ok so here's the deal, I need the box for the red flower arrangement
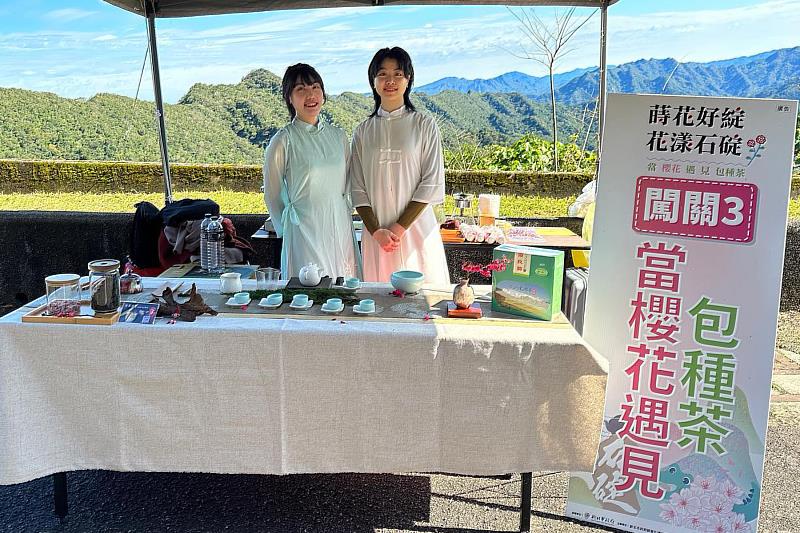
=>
[746,134,767,166]
[461,255,511,278]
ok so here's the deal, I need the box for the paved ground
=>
[772,348,800,402]
[2,350,799,533]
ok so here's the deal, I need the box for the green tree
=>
[444,133,596,173]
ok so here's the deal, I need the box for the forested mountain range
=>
[416,67,594,96]
[0,47,797,165]
[418,47,800,103]
[0,69,586,164]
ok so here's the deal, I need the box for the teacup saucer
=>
[332,283,360,292]
[258,298,282,309]
[352,305,376,315]
[320,303,345,314]
[226,297,251,307]
[289,299,314,310]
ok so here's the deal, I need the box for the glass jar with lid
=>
[45,273,82,317]
[88,259,121,314]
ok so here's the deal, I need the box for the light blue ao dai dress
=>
[263,118,359,280]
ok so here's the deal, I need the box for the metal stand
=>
[53,472,68,523]
[519,472,532,532]
[145,0,173,205]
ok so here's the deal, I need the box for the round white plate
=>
[226,297,251,307]
[289,300,314,310]
[320,303,345,314]
[352,306,376,315]
[258,298,282,309]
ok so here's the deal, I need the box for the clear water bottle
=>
[205,215,225,274]
[200,213,213,272]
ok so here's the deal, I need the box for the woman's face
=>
[373,57,408,109]
[289,80,323,124]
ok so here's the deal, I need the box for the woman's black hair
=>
[367,47,416,117]
[281,63,326,119]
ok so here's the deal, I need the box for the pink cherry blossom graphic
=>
[660,482,752,532]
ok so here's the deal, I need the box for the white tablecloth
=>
[0,279,608,485]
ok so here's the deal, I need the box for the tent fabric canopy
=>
[104,0,617,18]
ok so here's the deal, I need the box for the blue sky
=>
[1,0,799,102]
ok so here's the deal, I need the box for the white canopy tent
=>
[84,8,620,532]
[102,0,618,204]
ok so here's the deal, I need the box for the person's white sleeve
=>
[263,129,287,237]
[348,125,371,209]
[342,130,353,208]
[411,115,445,205]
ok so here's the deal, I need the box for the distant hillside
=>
[0,88,262,164]
[554,47,800,104]
[416,67,593,96]
[416,47,800,104]
[1,46,797,166]
[179,68,586,153]
[0,69,587,165]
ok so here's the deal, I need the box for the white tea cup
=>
[220,272,242,293]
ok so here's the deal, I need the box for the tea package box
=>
[491,244,564,321]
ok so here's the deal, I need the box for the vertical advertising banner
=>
[566,94,798,532]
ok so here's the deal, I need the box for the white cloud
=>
[2,1,799,101]
[159,6,369,40]
[44,8,96,22]
[600,0,800,64]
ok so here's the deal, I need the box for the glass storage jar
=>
[88,259,121,314]
[45,273,81,317]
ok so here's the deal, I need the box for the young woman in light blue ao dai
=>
[263,64,359,280]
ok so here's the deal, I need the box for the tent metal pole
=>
[597,0,608,160]
[145,0,173,204]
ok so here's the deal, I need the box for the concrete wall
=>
[1,211,797,313]
[0,211,266,311]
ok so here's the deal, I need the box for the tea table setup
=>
[0,275,608,531]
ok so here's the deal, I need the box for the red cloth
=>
[221,217,255,259]
[130,264,165,277]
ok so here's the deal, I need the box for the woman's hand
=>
[388,223,406,240]
[373,228,400,252]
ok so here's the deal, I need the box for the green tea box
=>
[491,244,564,321]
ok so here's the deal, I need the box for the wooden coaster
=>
[22,301,120,325]
[446,302,482,318]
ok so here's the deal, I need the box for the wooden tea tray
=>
[22,301,120,325]
[285,276,333,289]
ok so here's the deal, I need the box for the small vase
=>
[453,278,475,309]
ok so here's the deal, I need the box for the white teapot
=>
[298,263,325,286]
